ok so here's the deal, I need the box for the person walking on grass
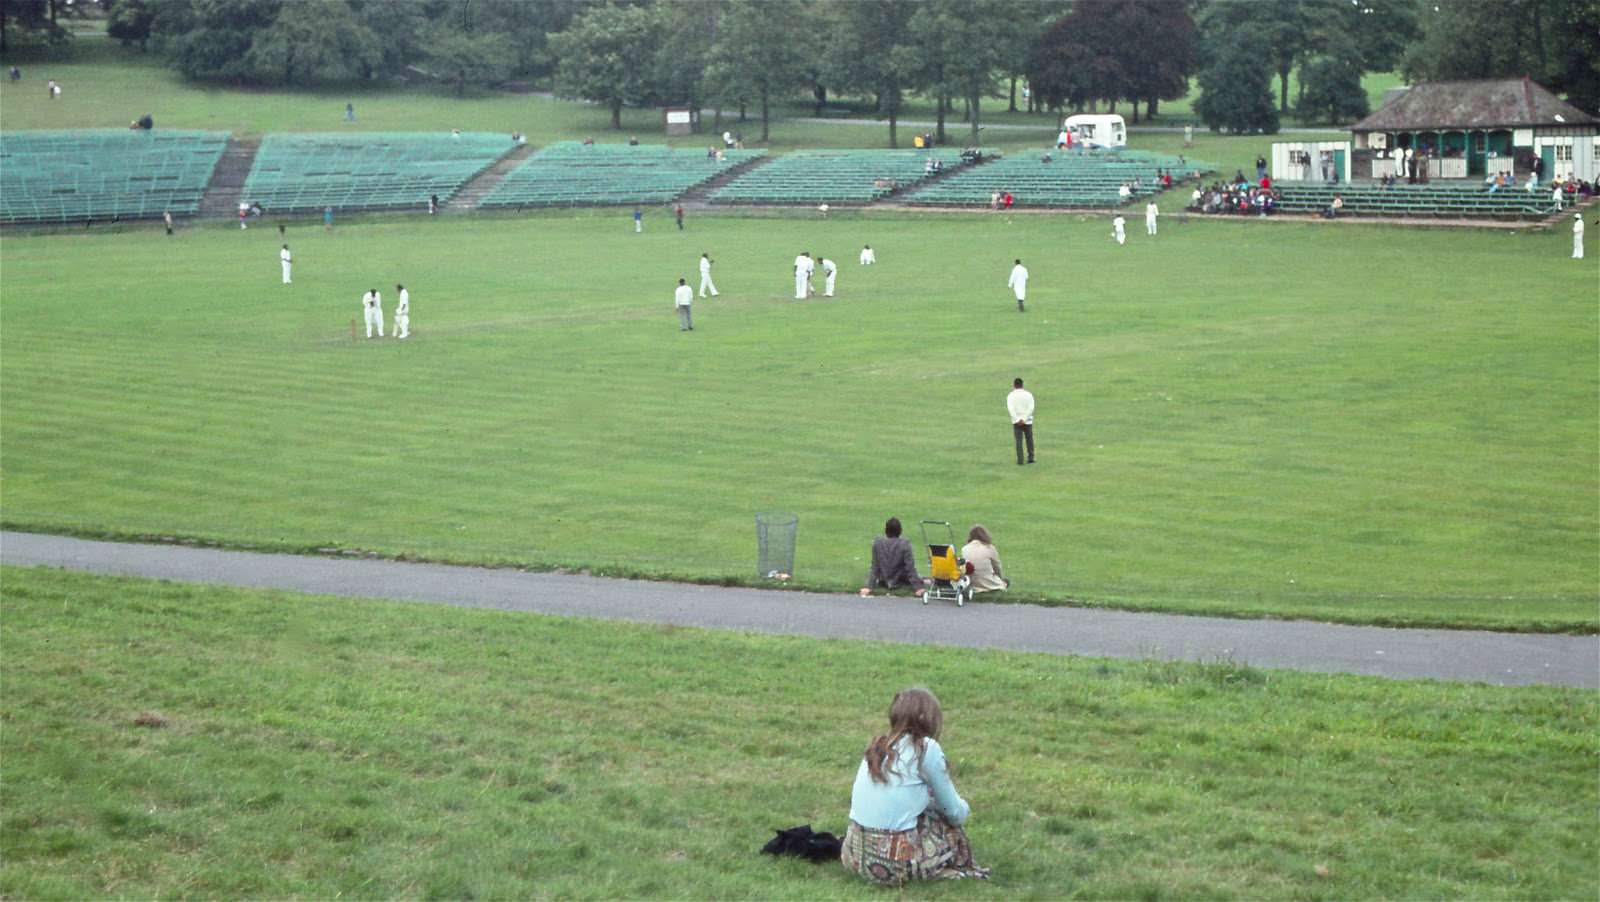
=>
[1574,214,1586,260]
[840,687,989,886]
[634,207,644,233]
[1007,259,1028,313]
[1008,377,1034,465]
[675,277,694,331]
[393,284,410,339]
[1112,214,1127,245]
[362,288,383,338]
[324,205,333,231]
[1145,200,1159,236]
[163,210,173,236]
[279,244,292,284]
[698,253,718,298]
[675,204,685,231]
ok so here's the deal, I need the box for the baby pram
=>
[920,520,972,607]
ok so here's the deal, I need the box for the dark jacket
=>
[866,536,921,589]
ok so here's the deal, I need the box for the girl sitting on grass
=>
[841,687,989,886]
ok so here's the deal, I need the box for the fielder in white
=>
[1112,215,1127,245]
[1007,258,1028,313]
[1145,201,1159,236]
[393,283,410,339]
[699,253,718,297]
[805,252,817,296]
[362,288,383,338]
[280,244,292,283]
[793,251,811,299]
[821,257,837,297]
[1574,213,1585,259]
[859,244,876,265]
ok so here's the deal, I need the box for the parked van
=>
[1058,114,1127,150]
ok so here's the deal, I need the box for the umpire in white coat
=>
[1007,259,1029,312]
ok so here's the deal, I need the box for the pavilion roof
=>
[1352,78,1596,131]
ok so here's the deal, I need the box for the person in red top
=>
[1002,192,1014,209]
[1259,175,1272,189]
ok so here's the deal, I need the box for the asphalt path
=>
[3,531,1594,688]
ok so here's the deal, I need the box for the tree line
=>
[5,0,1595,142]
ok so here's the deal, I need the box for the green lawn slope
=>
[2,211,1594,630]
[2,567,1594,899]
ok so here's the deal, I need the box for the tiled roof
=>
[1352,78,1596,130]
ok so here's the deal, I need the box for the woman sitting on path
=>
[960,525,1008,593]
[841,687,989,886]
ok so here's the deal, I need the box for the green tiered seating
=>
[708,149,969,205]
[480,142,766,207]
[1275,183,1556,219]
[243,132,515,213]
[0,129,229,224]
[904,149,1211,208]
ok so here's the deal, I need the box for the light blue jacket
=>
[848,735,970,832]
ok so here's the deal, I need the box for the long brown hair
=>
[863,687,944,784]
[967,525,992,545]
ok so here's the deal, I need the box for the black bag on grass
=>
[760,824,843,862]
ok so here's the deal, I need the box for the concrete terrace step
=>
[676,154,773,208]
[447,142,539,211]
[198,136,262,218]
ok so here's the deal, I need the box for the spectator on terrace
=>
[1233,169,1247,185]
[961,526,1008,593]
[1323,194,1343,219]
[841,687,988,885]
[1040,151,1052,164]
[990,191,1000,211]
[1255,154,1267,180]
[1525,173,1538,194]
[451,128,461,139]
[345,102,356,122]
[1161,170,1173,188]
[1552,182,1564,210]
[861,518,924,596]
[8,66,19,82]
[715,148,725,163]
[628,135,639,146]
[1118,182,1132,200]
[1190,186,1203,209]
[1002,191,1014,209]
[723,130,734,148]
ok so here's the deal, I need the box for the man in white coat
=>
[362,288,383,338]
[675,277,694,331]
[1574,213,1586,259]
[1007,258,1028,313]
[859,244,876,265]
[393,284,410,339]
[793,251,811,299]
[698,253,718,298]
[1145,201,1159,236]
[1112,214,1127,245]
[820,257,837,297]
[280,244,292,283]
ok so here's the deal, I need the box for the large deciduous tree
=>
[1298,35,1370,124]
[245,0,380,87]
[823,0,919,147]
[704,0,806,142]
[550,3,664,130]
[1200,0,1318,114]
[1194,36,1280,134]
[1403,0,1599,114]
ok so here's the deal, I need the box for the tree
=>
[823,0,920,147]
[550,3,664,129]
[1298,38,1371,124]
[704,0,806,142]
[423,26,517,96]
[245,0,381,86]
[1114,0,1197,121]
[2,0,69,50]
[151,0,283,84]
[107,0,155,51]
[1194,36,1280,134]
[1403,0,1600,114]
[1200,0,1318,113]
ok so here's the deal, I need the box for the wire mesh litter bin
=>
[756,511,798,580]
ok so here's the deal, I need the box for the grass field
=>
[2,209,1595,631]
[3,566,1594,899]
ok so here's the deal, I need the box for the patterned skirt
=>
[840,810,990,886]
